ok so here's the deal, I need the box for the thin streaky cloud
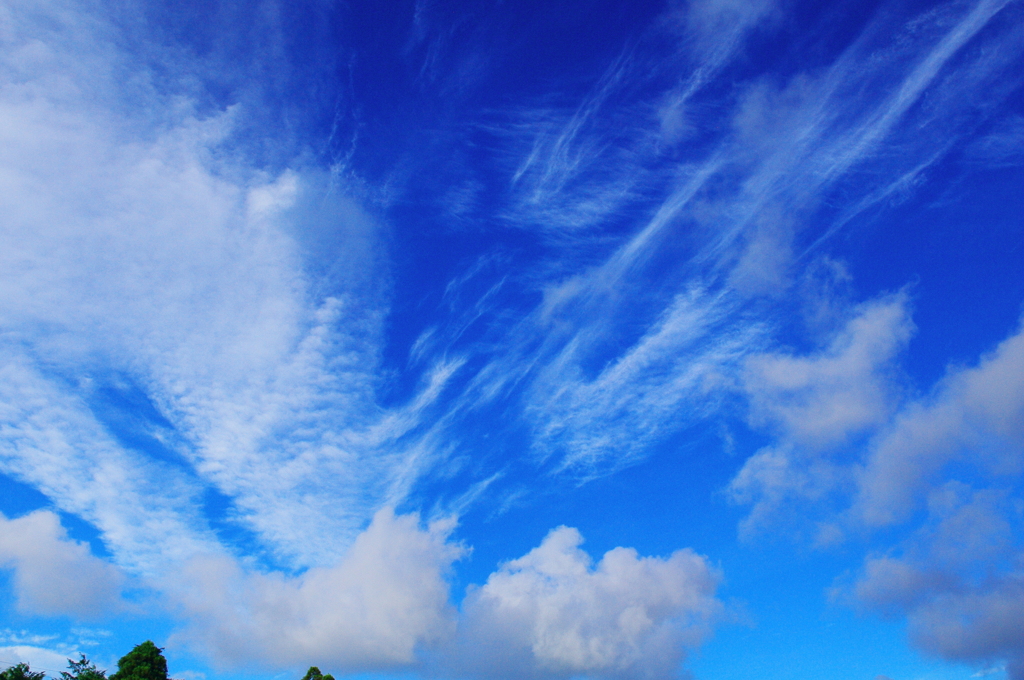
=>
[447,0,1020,479]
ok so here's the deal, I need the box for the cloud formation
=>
[848,324,1024,676]
[167,508,464,672]
[0,0,457,576]
[154,514,723,680]
[854,321,1024,527]
[0,645,82,676]
[0,510,124,618]
[734,306,1024,672]
[730,293,914,535]
[453,0,1024,489]
[449,527,722,680]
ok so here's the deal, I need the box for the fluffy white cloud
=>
[734,295,1024,672]
[743,293,912,449]
[166,508,465,672]
[842,322,1024,674]
[449,526,722,680]
[854,321,1024,527]
[850,485,1024,678]
[0,510,124,618]
[0,506,724,679]
[729,293,913,535]
[152,515,725,679]
[732,302,1024,535]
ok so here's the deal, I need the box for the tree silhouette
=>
[0,663,46,680]
[300,666,334,680]
[59,655,106,680]
[108,641,168,680]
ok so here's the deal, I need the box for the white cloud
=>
[463,0,1022,484]
[725,207,795,297]
[1,0,1021,675]
[0,628,109,675]
[967,115,1024,166]
[681,0,777,49]
[730,297,1024,504]
[0,0,461,576]
[449,526,722,680]
[851,322,1024,525]
[0,357,222,573]
[710,0,1018,278]
[0,510,124,618]
[850,485,1024,678]
[839,323,1024,671]
[972,668,1006,678]
[527,285,762,476]
[0,631,58,647]
[743,293,912,450]
[733,305,1024,670]
[729,293,913,535]
[166,508,465,672]
[0,645,81,676]
[157,514,725,679]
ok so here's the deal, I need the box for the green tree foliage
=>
[108,641,168,680]
[0,663,46,680]
[300,666,334,680]
[60,655,107,680]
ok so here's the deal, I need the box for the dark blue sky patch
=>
[83,375,195,474]
[0,474,50,520]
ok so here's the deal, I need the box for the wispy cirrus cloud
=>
[420,7,1024,671]
[447,0,1023,483]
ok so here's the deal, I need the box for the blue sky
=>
[0,0,1023,679]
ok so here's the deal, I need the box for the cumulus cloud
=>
[448,526,722,680]
[2,0,1021,676]
[0,505,724,679]
[162,515,724,679]
[735,306,1024,671]
[166,508,465,672]
[841,323,1024,674]
[853,321,1024,527]
[850,485,1024,677]
[729,293,913,534]
[743,293,912,449]
[0,510,125,618]
[729,296,1024,540]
